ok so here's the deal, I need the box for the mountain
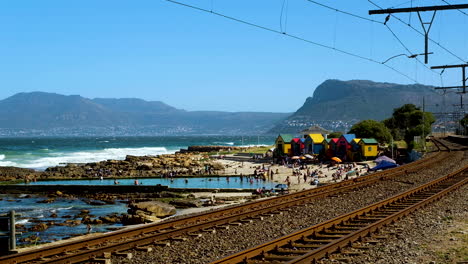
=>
[0,92,118,128]
[271,79,461,133]
[0,92,289,136]
[92,98,181,114]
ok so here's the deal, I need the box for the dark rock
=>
[128,201,176,218]
[99,215,121,224]
[29,223,49,231]
[37,198,55,203]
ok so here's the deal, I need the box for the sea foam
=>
[5,147,171,170]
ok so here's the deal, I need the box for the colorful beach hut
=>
[275,134,293,156]
[291,138,305,156]
[326,138,339,158]
[336,134,356,159]
[359,138,379,158]
[304,134,325,154]
[351,138,361,152]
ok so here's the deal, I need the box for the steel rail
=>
[211,166,467,264]
[0,140,456,264]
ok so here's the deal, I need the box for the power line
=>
[304,0,383,24]
[385,24,437,73]
[368,0,467,63]
[303,1,438,74]
[164,0,418,82]
[440,0,468,17]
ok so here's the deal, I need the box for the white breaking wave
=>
[0,154,5,160]
[213,142,235,145]
[239,144,270,148]
[4,147,172,170]
[0,160,17,167]
[16,219,29,224]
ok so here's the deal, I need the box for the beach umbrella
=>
[304,154,314,159]
[291,156,301,159]
[300,156,306,159]
[331,157,342,163]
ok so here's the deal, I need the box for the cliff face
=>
[271,79,459,133]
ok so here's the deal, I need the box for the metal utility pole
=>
[422,96,426,151]
[432,64,468,94]
[369,4,468,64]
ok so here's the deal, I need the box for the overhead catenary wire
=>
[306,0,437,78]
[440,0,468,17]
[384,24,438,74]
[163,0,418,83]
[304,0,384,24]
[368,0,467,63]
[303,0,439,76]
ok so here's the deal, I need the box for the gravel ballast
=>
[112,151,468,264]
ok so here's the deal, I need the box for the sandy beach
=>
[214,154,373,192]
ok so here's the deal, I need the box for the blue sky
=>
[0,0,467,112]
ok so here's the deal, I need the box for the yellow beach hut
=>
[275,134,293,156]
[359,138,379,158]
[304,134,325,154]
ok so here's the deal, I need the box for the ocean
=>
[0,135,276,245]
[0,135,275,171]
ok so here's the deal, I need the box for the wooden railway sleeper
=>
[351,244,370,250]
[370,212,395,217]
[314,233,345,239]
[135,246,153,252]
[341,223,368,227]
[275,248,311,255]
[333,226,361,231]
[291,243,321,249]
[113,251,133,259]
[90,258,112,264]
[187,232,203,237]
[153,241,171,247]
[202,228,216,233]
[322,230,354,235]
[302,237,336,244]
[261,253,296,261]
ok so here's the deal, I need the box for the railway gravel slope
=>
[113,150,467,264]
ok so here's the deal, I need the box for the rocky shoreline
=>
[0,145,271,247]
[0,145,267,183]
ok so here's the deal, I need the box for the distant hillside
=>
[0,92,289,136]
[271,79,460,133]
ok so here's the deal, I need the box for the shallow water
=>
[0,194,128,246]
[21,176,278,189]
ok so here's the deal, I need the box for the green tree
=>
[383,104,435,150]
[328,132,343,138]
[348,120,392,143]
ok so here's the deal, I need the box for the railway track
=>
[211,165,468,264]
[0,138,461,264]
